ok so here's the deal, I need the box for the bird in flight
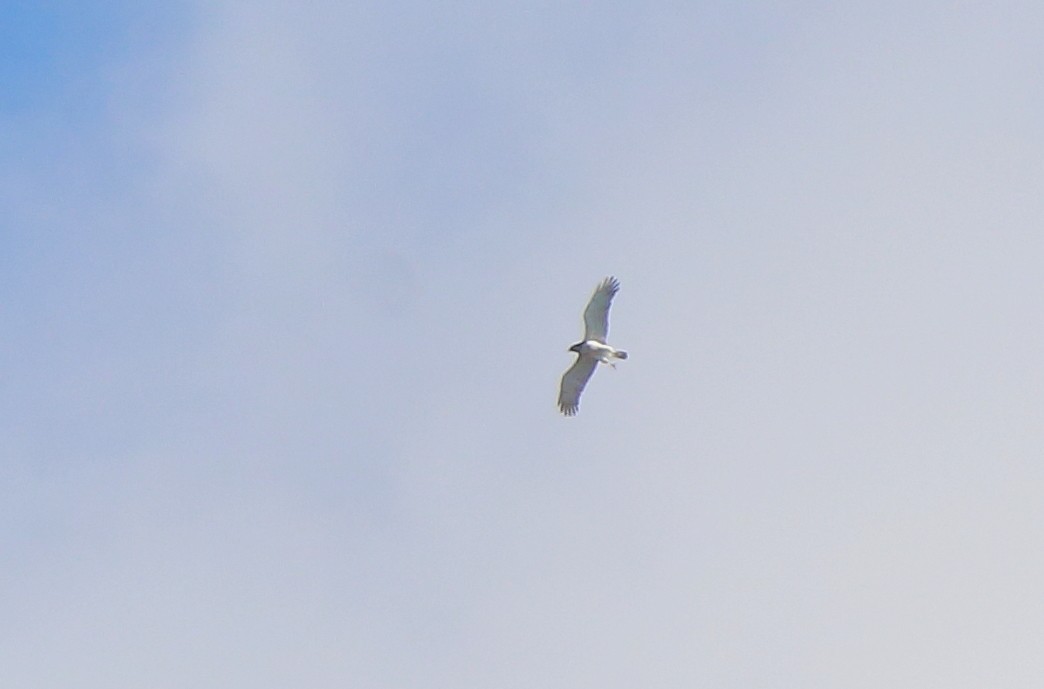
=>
[558,276,628,416]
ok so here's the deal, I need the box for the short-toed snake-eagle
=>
[558,276,628,416]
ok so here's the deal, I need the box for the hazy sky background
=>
[4,2,1044,687]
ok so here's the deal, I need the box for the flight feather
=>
[582,276,620,343]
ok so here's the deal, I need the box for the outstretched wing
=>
[558,357,598,416]
[582,276,620,343]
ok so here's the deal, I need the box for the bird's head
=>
[568,342,582,354]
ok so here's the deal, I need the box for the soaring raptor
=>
[558,276,628,416]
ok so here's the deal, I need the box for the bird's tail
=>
[613,350,628,360]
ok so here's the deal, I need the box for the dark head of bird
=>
[569,342,582,354]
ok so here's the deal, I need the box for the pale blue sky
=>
[4,2,1044,687]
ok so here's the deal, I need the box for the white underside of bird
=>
[558,277,627,416]
[574,340,627,367]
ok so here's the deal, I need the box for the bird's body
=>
[571,340,627,365]
[558,277,627,416]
